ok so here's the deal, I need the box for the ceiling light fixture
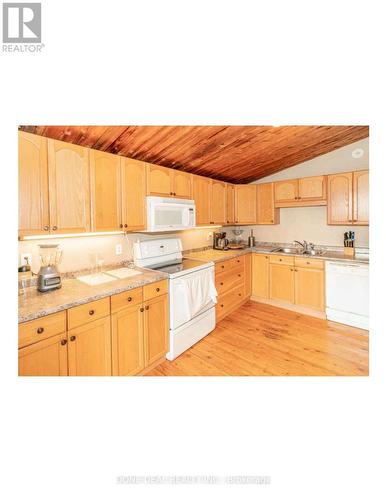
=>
[352,148,364,159]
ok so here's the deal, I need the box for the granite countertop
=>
[18,266,168,323]
[185,246,370,264]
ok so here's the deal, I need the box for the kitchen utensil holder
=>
[343,247,355,256]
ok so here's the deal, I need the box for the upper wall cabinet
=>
[327,170,368,226]
[226,184,235,225]
[47,139,91,234]
[234,185,257,224]
[193,175,211,225]
[18,131,49,237]
[210,180,227,225]
[147,164,192,199]
[90,150,121,232]
[274,176,327,207]
[256,183,280,225]
[121,158,147,230]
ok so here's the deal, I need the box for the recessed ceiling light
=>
[352,148,364,159]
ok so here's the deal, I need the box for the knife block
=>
[343,247,355,257]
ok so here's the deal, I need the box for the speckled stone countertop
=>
[185,246,370,264]
[18,266,168,323]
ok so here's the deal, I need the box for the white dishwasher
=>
[326,261,369,329]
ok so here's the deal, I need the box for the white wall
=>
[241,138,369,247]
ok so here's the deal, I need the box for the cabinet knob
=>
[353,219,357,222]
[37,327,44,334]
[290,268,293,272]
[70,335,76,341]
[265,256,268,259]
[89,309,95,315]
[60,339,67,346]
[238,293,242,296]
[238,274,241,277]
[43,225,49,231]
[124,224,128,228]
[220,304,224,308]
[145,305,150,310]
[270,220,273,223]
[140,307,144,312]
[221,265,224,269]
[173,192,176,196]
[119,224,123,228]
[220,282,224,286]
[295,269,298,272]
[127,297,132,302]
[170,192,173,195]
[156,287,160,292]
[52,226,57,231]
[279,258,282,261]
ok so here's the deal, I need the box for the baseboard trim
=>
[250,296,326,319]
[139,355,166,375]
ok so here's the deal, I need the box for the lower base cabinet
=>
[144,294,169,366]
[269,263,295,303]
[294,265,325,311]
[252,253,269,298]
[18,332,68,376]
[67,316,112,376]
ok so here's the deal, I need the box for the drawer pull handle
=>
[60,339,67,346]
[156,287,160,292]
[37,327,44,334]
[127,297,132,302]
[279,258,282,261]
[145,305,150,310]
[89,309,95,315]
[70,335,76,341]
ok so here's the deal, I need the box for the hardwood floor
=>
[145,301,369,376]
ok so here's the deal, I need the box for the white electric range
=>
[133,238,217,360]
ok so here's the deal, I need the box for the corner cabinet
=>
[226,184,235,224]
[47,139,91,234]
[18,131,50,237]
[256,183,279,224]
[234,185,257,224]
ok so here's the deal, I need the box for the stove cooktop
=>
[149,258,212,276]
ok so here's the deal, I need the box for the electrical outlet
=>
[20,253,32,267]
[115,244,122,255]
[207,232,213,241]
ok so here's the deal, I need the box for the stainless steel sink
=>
[270,247,326,256]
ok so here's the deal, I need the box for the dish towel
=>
[181,270,218,319]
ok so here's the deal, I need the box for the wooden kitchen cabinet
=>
[353,170,369,225]
[173,170,192,198]
[47,139,91,234]
[294,266,325,311]
[193,175,212,225]
[275,176,326,207]
[67,316,112,376]
[252,253,270,299]
[244,253,252,298]
[112,303,144,376]
[147,164,192,199]
[274,179,298,204]
[90,149,121,231]
[327,172,353,225]
[18,333,68,376]
[226,184,235,224]
[234,185,257,224]
[144,294,169,366]
[269,261,295,304]
[18,131,49,237]
[298,175,326,202]
[210,180,227,224]
[256,183,279,224]
[121,158,147,230]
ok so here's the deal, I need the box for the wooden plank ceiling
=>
[19,125,369,183]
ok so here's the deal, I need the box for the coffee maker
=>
[37,244,62,292]
[213,232,229,250]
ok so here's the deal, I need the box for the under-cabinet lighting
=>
[21,231,125,240]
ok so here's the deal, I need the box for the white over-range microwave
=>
[145,196,196,232]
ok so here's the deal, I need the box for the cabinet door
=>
[269,263,294,303]
[144,294,169,366]
[90,149,121,231]
[294,267,325,311]
[234,185,257,224]
[226,184,235,224]
[147,164,173,197]
[327,172,353,225]
[298,175,326,202]
[47,139,91,233]
[252,254,270,298]
[193,175,211,225]
[256,183,279,224]
[353,170,369,225]
[67,317,112,376]
[111,304,144,376]
[173,170,192,199]
[121,158,146,230]
[18,333,68,376]
[18,131,49,237]
[274,179,298,204]
[244,254,252,299]
[210,180,227,224]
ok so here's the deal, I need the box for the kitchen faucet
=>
[293,240,315,254]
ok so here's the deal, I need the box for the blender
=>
[37,244,62,292]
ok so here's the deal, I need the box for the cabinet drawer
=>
[67,297,110,330]
[216,284,245,320]
[215,265,244,296]
[215,255,244,275]
[294,257,324,269]
[19,311,66,348]
[269,255,294,266]
[111,287,143,313]
[143,279,168,301]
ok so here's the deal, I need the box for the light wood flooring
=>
[145,301,369,376]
